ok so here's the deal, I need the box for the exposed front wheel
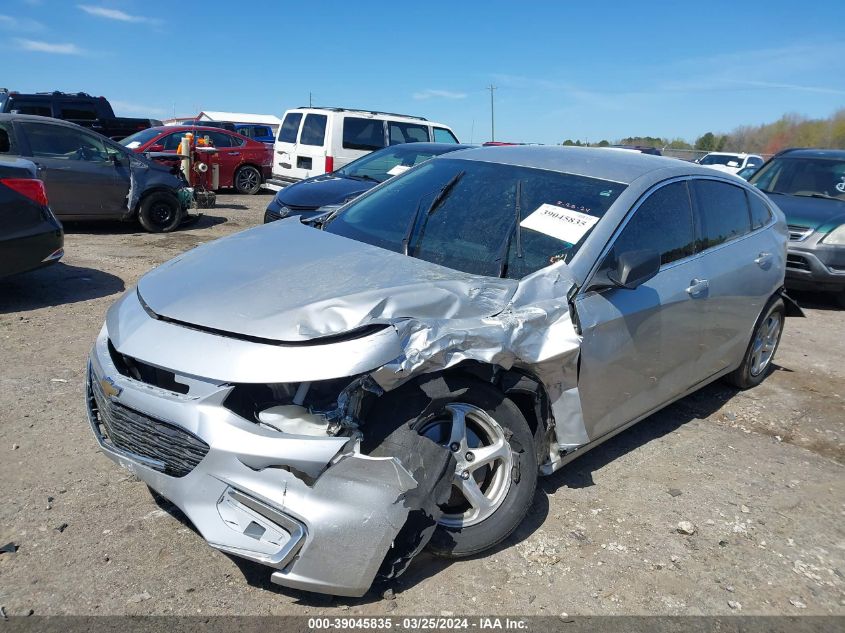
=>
[234,165,262,195]
[137,192,182,233]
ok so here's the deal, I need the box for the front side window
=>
[21,122,108,161]
[598,181,695,277]
[59,103,97,121]
[388,122,429,145]
[433,127,459,143]
[343,117,385,151]
[325,158,625,278]
[299,114,327,147]
[160,132,187,151]
[692,180,751,250]
[277,112,302,143]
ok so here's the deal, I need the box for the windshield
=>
[700,154,741,166]
[750,157,845,201]
[336,145,456,183]
[120,128,162,149]
[324,158,625,279]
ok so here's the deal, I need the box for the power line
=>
[488,84,497,142]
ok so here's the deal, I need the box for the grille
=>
[89,373,209,477]
[786,254,811,271]
[787,225,813,242]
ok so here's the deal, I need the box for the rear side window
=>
[388,122,429,145]
[433,127,459,143]
[0,122,17,153]
[59,103,97,121]
[692,180,752,250]
[343,117,385,151]
[277,112,302,143]
[8,100,51,117]
[602,181,695,270]
[300,114,327,146]
[255,126,271,137]
[747,192,772,230]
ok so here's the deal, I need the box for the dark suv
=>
[749,148,845,305]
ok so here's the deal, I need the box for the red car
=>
[120,126,272,194]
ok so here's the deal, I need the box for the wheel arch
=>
[132,186,180,215]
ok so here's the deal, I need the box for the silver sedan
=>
[86,146,792,596]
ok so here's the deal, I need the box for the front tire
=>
[725,297,785,389]
[137,192,182,233]
[234,165,262,195]
[366,377,537,558]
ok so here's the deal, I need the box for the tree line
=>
[564,108,845,154]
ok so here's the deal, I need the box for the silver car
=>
[87,146,791,596]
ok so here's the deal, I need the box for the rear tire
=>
[138,192,182,233]
[234,165,262,195]
[725,298,785,389]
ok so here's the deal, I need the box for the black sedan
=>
[0,156,63,277]
[264,142,472,223]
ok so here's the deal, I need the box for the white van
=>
[265,107,459,190]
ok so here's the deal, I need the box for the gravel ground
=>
[0,192,843,616]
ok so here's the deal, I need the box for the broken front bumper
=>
[85,327,418,597]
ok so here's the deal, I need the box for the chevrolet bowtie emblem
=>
[100,377,122,399]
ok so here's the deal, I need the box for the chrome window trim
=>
[579,175,777,296]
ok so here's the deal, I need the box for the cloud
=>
[0,14,45,31]
[77,4,157,24]
[412,89,467,101]
[110,100,167,117]
[16,38,84,55]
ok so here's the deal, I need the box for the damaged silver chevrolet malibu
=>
[87,146,794,596]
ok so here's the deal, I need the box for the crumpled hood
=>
[765,192,845,232]
[137,219,518,342]
[277,173,374,209]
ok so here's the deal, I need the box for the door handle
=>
[686,278,709,297]
[754,252,773,270]
[226,152,241,156]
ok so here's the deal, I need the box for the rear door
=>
[688,178,782,378]
[289,112,328,179]
[338,115,386,168]
[273,111,303,180]
[202,131,238,187]
[16,121,126,218]
[575,180,706,441]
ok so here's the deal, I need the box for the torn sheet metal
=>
[372,264,589,452]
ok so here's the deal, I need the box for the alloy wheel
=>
[749,313,782,376]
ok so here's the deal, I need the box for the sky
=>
[2,0,844,145]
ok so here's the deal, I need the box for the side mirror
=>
[607,249,661,289]
[148,143,164,152]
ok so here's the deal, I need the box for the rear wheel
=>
[138,192,182,233]
[725,298,785,389]
[234,165,262,195]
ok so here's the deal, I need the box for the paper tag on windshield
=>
[387,165,410,176]
[520,203,599,244]
[125,141,141,149]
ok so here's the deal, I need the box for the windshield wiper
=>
[349,173,380,183]
[401,170,465,256]
[494,180,524,278]
[794,192,841,201]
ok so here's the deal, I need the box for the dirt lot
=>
[0,192,843,617]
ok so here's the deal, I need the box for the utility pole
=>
[488,85,497,142]
[309,92,313,107]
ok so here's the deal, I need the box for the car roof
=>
[443,145,716,184]
[0,112,82,128]
[388,142,474,153]
[776,148,845,160]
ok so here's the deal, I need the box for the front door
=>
[18,121,125,218]
[575,180,705,441]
